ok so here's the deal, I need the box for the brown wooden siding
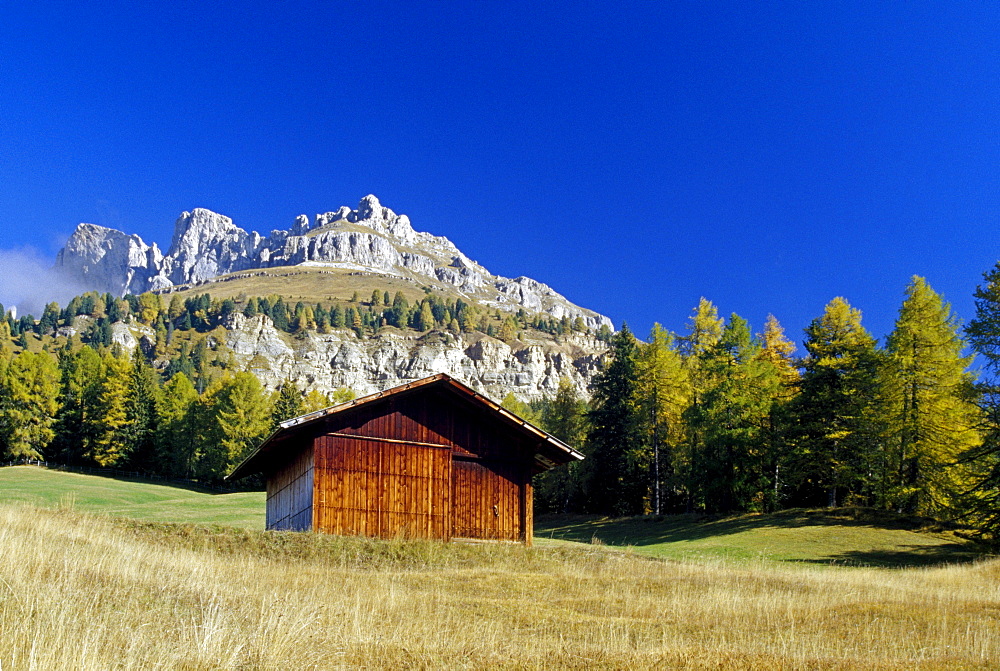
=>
[313,435,451,539]
[266,446,314,531]
[451,457,523,541]
[323,391,537,462]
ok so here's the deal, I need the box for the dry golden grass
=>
[0,504,998,670]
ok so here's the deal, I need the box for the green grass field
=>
[0,465,987,567]
[0,466,264,528]
[535,509,986,567]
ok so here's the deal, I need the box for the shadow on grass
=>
[534,508,989,568]
[803,543,984,568]
[37,466,263,497]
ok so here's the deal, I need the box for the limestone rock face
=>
[67,310,606,403]
[55,224,164,296]
[222,315,604,403]
[162,208,264,285]
[55,195,613,330]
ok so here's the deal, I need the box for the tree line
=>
[9,286,606,353]
[524,271,1000,538]
[0,337,352,483]
[6,268,1000,533]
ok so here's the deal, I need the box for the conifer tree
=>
[536,377,588,513]
[198,372,271,481]
[137,293,162,325]
[585,324,645,515]
[677,298,724,510]
[757,314,800,507]
[86,349,134,467]
[686,315,781,512]
[123,348,161,471]
[957,264,1000,531]
[417,301,435,332]
[271,380,305,430]
[156,372,199,478]
[881,277,980,515]
[637,324,689,514]
[0,351,60,459]
[789,297,886,508]
[51,346,104,464]
[38,302,60,335]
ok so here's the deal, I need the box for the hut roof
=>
[227,373,584,481]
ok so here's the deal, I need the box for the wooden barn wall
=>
[265,446,314,531]
[451,458,524,541]
[313,435,451,539]
[324,390,536,462]
[308,390,539,543]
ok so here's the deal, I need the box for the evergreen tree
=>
[123,349,161,471]
[51,346,104,464]
[270,299,289,331]
[0,351,60,459]
[788,297,886,508]
[636,324,689,514]
[687,315,781,512]
[38,302,61,335]
[584,324,645,515]
[271,380,305,430]
[156,372,200,478]
[535,378,588,513]
[331,305,346,328]
[958,264,1000,532]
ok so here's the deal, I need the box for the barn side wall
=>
[451,457,524,541]
[317,391,536,543]
[313,435,451,539]
[265,446,314,531]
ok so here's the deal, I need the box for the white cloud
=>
[0,248,88,318]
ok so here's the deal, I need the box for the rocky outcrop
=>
[54,224,164,296]
[55,195,613,330]
[91,310,604,402]
[221,313,603,402]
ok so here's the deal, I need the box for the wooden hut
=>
[227,373,583,544]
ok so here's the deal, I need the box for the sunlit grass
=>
[536,508,986,567]
[0,504,998,669]
[0,466,264,528]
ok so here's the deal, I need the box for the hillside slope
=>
[0,466,263,528]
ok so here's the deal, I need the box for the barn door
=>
[313,436,451,539]
[451,457,522,541]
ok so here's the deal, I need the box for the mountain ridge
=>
[55,195,613,331]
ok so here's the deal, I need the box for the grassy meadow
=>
[0,466,264,528]
[0,465,998,669]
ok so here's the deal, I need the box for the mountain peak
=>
[54,196,613,330]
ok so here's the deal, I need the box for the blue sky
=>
[3,2,1000,349]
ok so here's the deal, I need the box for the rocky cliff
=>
[68,313,606,403]
[55,195,613,331]
[222,313,604,403]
